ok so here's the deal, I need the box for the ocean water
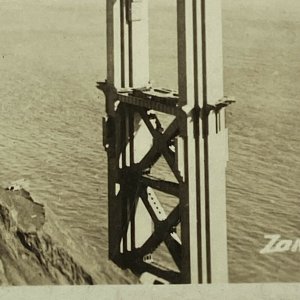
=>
[0,0,299,283]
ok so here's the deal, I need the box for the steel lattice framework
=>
[98,0,234,284]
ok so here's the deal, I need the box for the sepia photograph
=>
[0,0,299,298]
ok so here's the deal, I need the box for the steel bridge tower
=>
[98,0,233,284]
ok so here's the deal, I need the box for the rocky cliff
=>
[0,187,93,285]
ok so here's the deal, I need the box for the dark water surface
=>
[0,0,299,283]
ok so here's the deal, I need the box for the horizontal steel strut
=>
[98,0,233,284]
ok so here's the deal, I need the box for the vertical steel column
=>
[105,0,152,265]
[177,0,228,283]
[107,0,149,88]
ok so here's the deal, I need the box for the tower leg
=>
[177,0,228,283]
[105,0,153,266]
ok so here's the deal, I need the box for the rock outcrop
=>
[0,187,93,285]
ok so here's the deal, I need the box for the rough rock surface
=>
[0,188,93,285]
